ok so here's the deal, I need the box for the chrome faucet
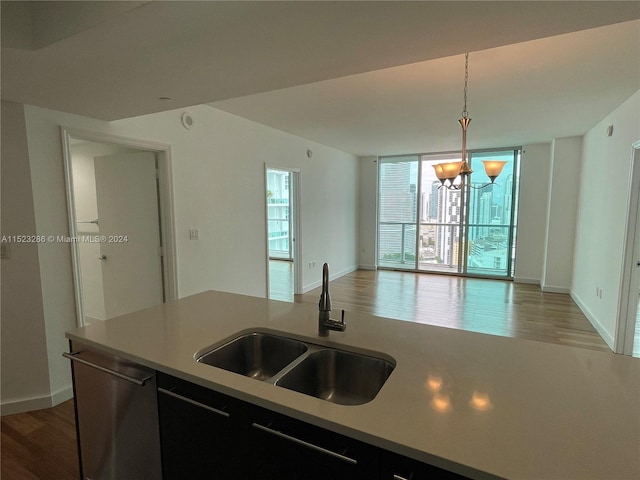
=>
[318,263,346,336]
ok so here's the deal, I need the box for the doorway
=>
[265,166,301,301]
[62,129,177,327]
[618,141,640,356]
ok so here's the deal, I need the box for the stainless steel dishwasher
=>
[65,341,162,480]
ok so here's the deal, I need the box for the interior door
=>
[624,176,640,355]
[266,167,301,301]
[94,152,164,318]
[630,227,640,355]
[616,144,640,355]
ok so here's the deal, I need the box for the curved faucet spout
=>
[318,263,345,336]
[319,263,332,312]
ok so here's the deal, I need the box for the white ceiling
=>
[2,1,639,156]
[214,20,640,155]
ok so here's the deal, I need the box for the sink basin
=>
[197,330,395,405]
[197,332,307,381]
[276,349,394,405]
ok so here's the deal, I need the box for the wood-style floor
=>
[1,399,78,480]
[269,259,294,302]
[296,269,612,353]
[2,269,633,480]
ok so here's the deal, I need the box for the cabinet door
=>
[381,451,470,479]
[157,373,247,479]
[249,406,379,480]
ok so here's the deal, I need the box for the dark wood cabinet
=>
[381,451,470,479]
[157,372,248,479]
[249,404,380,480]
[157,373,471,480]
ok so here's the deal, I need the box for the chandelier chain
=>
[433,51,506,190]
[462,52,469,118]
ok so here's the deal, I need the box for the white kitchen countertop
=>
[66,290,640,479]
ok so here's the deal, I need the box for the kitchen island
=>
[66,290,640,479]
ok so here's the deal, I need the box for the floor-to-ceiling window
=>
[377,156,419,270]
[418,153,463,274]
[466,150,519,277]
[378,148,520,278]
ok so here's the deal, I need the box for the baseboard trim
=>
[358,264,377,271]
[302,264,358,294]
[302,280,321,293]
[332,264,358,279]
[570,291,615,350]
[1,385,73,416]
[541,284,570,294]
[84,315,101,324]
[51,385,74,406]
[514,277,540,285]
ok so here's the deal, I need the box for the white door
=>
[624,185,640,355]
[94,152,164,319]
[619,143,640,355]
[630,228,640,353]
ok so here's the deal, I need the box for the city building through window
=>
[377,149,520,278]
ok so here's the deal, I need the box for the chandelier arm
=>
[468,182,503,190]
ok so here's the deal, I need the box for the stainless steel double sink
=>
[196,331,395,406]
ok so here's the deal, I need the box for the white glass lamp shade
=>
[433,164,446,184]
[482,160,507,182]
[439,162,463,181]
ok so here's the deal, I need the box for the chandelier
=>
[433,53,507,190]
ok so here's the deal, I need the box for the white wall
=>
[2,102,359,412]
[572,90,640,348]
[541,137,582,293]
[1,101,52,415]
[117,106,359,295]
[513,143,552,284]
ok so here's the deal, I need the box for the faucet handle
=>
[341,309,345,324]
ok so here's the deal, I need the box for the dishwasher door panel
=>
[68,344,162,480]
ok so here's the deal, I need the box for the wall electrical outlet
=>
[189,228,199,240]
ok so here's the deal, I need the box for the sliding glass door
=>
[418,153,463,273]
[377,156,418,270]
[466,150,519,277]
[377,149,520,278]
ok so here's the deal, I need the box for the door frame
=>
[61,127,178,327]
[264,164,302,298]
[616,140,640,355]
